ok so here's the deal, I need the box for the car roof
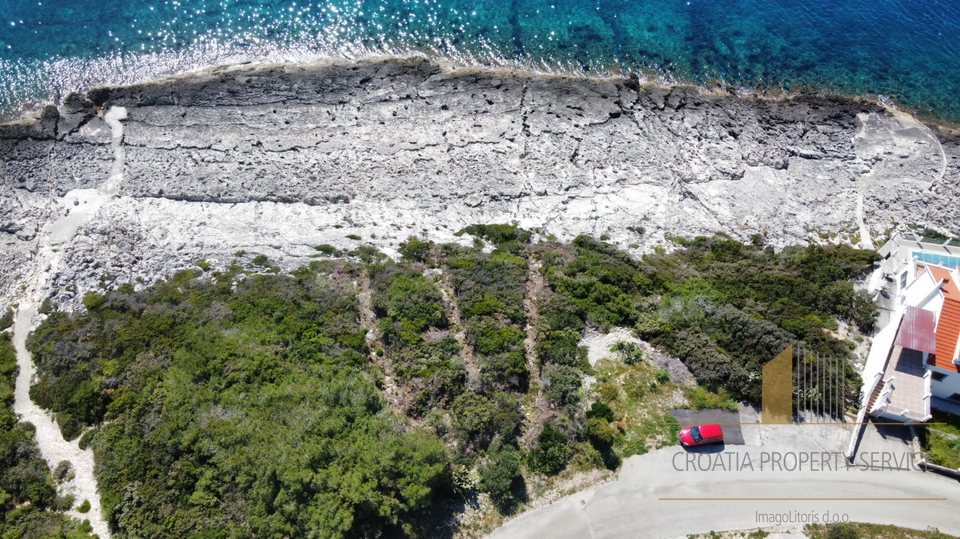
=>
[698,424,723,437]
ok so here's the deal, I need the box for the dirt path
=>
[521,257,556,447]
[9,107,128,538]
[436,267,480,390]
[355,270,410,414]
[522,259,545,380]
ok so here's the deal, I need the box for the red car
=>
[678,424,724,447]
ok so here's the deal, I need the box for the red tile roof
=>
[927,266,960,298]
[897,306,937,354]
[932,298,960,372]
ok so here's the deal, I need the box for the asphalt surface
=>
[489,443,960,539]
[670,409,745,445]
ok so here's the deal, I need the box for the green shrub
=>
[80,292,106,311]
[684,386,739,412]
[542,364,582,407]
[478,444,524,503]
[537,329,588,368]
[399,237,433,263]
[26,264,451,538]
[457,224,532,245]
[52,494,75,512]
[38,298,54,314]
[612,341,644,365]
[53,461,72,483]
[314,244,339,256]
[825,523,861,539]
[586,402,615,422]
[451,392,522,449]
[584,418,616,449]
[349,245,388,264]
[0,308,12,331]
[528,425,573,475]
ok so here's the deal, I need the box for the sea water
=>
[1,0,959,121]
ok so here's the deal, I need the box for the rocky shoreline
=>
[1,56,957,312]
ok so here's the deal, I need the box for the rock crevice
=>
[0,56,956,313]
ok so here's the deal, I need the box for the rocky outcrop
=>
[1,56,958,311]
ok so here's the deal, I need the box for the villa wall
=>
[929,365,960,401]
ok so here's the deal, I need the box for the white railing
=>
[870,376,895,416]
[847,371,885,461]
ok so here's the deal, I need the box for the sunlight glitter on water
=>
[1,0,959,121]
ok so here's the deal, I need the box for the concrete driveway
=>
[670,409,745,445]
[488,443,960,539]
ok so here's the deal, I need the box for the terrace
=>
[869,345,932,423]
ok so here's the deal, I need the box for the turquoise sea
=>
[1,0,959,121]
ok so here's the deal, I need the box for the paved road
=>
[489,445,960,539]
[669,409,744,445]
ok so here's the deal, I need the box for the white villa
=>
[861,232,960,423]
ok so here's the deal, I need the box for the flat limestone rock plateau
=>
[1,56,957,309]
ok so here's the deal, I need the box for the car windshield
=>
[690,426,702,442]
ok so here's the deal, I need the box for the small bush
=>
[346,234,362,241]
[585,402,615,422]
[53,460,72,482]
[825,524,861,539]
[451,467,476,497]
[77,499,91,513]
[38,298,54,315]
[81,292,106,312]
[684,386,738,412]
[314,244,339,256]
[478,444,524,503]
[399,238,433,263]
[542,364,582,407]
[52,494,75,512]
[528,425,573,475]
[584,418,616,449]
[457,224,532,245]
[0,308,12,331]
[612,341,644,365]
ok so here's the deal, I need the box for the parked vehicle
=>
[678,424,724,447]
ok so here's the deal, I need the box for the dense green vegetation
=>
[29,264,449,539]
[920,409,960,469]
[383,237,530,505]
[24,227,879,537]
[369,262,465,415]
[0,333,95,538]
[805,522,956,539]
[540,234,874,408]
[445,244,529,394]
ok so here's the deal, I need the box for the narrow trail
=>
[10,107,128,539]
[436,267,480,390]
[521,257,554,447]
[522,259,546,394]
[355,270,408,415]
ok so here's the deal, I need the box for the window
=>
[932,371,947,382]
[900,271,908,289]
